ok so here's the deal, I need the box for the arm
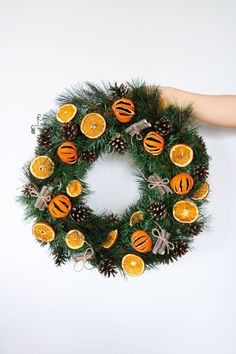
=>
[159,86,236,128]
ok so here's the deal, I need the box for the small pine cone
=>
[107,212,121,223]
[37,127,53,149]
[189,222,203,236]
[149,201,167,220]
[171,240,189,259]
[22,183,38,197]
[98,258,118,278]
[193,165,209,181]
[71,205,91,222]
[60,122,78,140]
[109,82,130,99]
[81,149,97,163]
[154,118,174,136]
[110,134,128,153]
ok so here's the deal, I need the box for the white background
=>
[1,1,236,353]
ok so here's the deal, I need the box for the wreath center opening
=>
[85,152,140,214]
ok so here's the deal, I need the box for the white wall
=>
[1,1,236,354]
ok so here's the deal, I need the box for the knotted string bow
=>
[151,223,175,255]
[30,189,52,207]
[139,171,173,193]
[73,243,95,272]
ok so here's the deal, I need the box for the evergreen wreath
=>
[18,80,211,278]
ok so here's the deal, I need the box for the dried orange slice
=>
[30,156,54,180]
[65,229,85,249]
[80,113,106,138]
[159,95,167,110]
[32,222,55,242]
[102,229,118,249]
[129,211,145,226]
[173,200,199,223]
[169,144,194,167]
[122,254,145,276]
[56,104,77,123]
[66,180,83,197]
[191,181,209,201]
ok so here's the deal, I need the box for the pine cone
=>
[189,222,203,236]
[51,246,68,267]
[154,118,174,136]
[110,134,128,153]
[81,149,97,163]
[22,183,38,197]
[193,165,209,180]
[37,127,53,149]
[60,122,78,140]
[98,258,118,278]
[149,201,167,220]
[107,212,121,223]
[109,82,130,99]
[71,205,91,222]
[171,240,189,259]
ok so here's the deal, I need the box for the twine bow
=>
[73,243,95,272]
[140,171,173,193]
[152,224,174,255]
[131,125,143,143]
[125,119,151,145]
[30,189,51,207]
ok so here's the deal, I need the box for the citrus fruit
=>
[129,211,145,226]
[159,95,167,110]
[173,200,199,223]
[66,179,83,197]
[121,254,145,276]
[102,229,118,249]
[30,156,54,180]
[65,229,85,249]
[169,144,194,167]
[131,230,152,253]
[32,222,55,242]
[80,113,106,138]
[56,104,77,123]
[191,181,209,200]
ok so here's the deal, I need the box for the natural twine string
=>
[73,242,95,272]
[151,223,175,254]
[130,125,143,145]
[29,189,52,208]
[139,171,173,193]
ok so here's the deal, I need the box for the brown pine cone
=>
[60,122,78,140]
[81,149,97,163]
